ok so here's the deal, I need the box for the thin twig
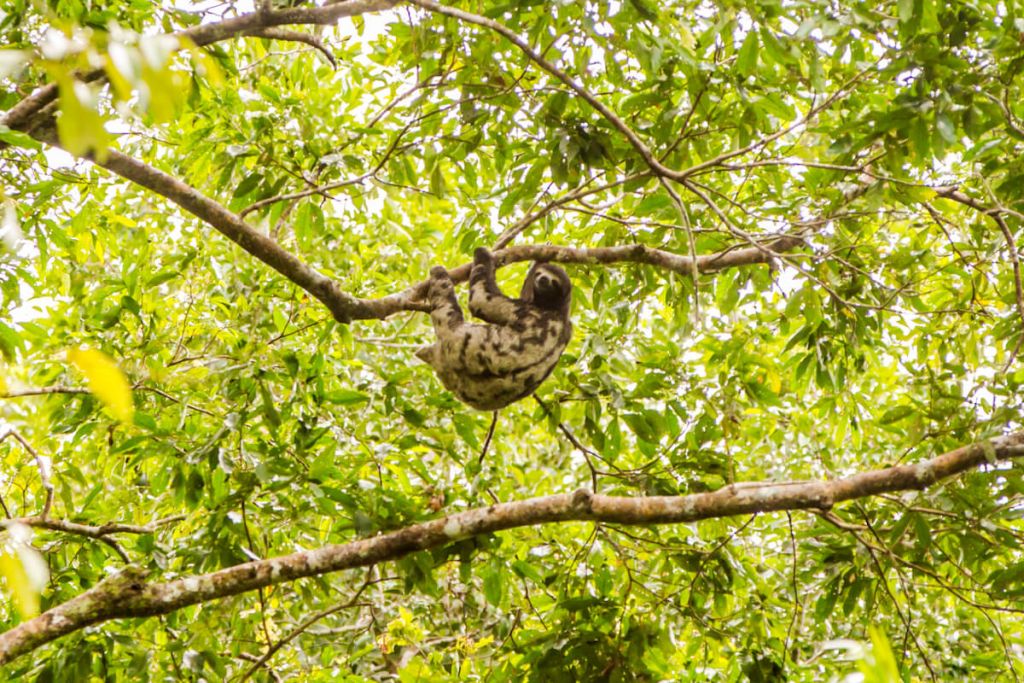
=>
[493,172,649,250]
[1,386,90,398]
[937,187,1024,333]
[1,514,184,563]
[478,411,499,465]
[242,27,336,65]
[533,396,602,490]
[0,430,53,520]
[237,573,381,682]
[658,175,701,324]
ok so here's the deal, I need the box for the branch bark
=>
[355,236,804,319]
[1,430,1021,665]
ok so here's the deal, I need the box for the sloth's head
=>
[521,262,572,313]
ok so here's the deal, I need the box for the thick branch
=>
[1,430,1021,664]
[181,0,401,47]
[26,127,365,323]
[96,150,364,322]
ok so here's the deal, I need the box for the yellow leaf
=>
[67,348,134,422]
[0,534,47,620]
[0,373,7,396]
[0,551,38,618]
[106,213,137,228]
[52,71,110,162]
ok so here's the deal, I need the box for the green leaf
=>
[54,72,110,161]
[936,114,957,144]
[623,412,660,443]
[453,414,480,448]
[878,405,914,425]
[325,389,370,405]
[736,32,759,76]
[429,164,446,196]
[145,270,179,287]
[232,172,263,198]
[0,126,42,150]
[482,566,503,606]
[897,0,914,23]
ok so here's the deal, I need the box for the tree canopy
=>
[1,0,1023,680]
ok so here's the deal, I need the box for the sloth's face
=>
[533,265,562,296]
[523,262,571,311]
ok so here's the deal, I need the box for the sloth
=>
[416,247,572,411]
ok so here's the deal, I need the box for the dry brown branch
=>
[0,430,1020,665]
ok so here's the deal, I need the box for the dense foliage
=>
[1,0,1023,679]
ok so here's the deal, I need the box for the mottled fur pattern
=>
[416,248,572,411]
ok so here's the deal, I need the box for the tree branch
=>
[408,0,670,178]
[2,515,185,539]
[0,0,399,134]
[241,27,337,67]
[409,0,863,184]
[25,124,366,323]
[937,186,1024,329]
[366,237,805,319]
[1,514,185,564]
[25,125,810,324]
[0,431,53,520]
[0,386,91,398]
[1,430,1021,664]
